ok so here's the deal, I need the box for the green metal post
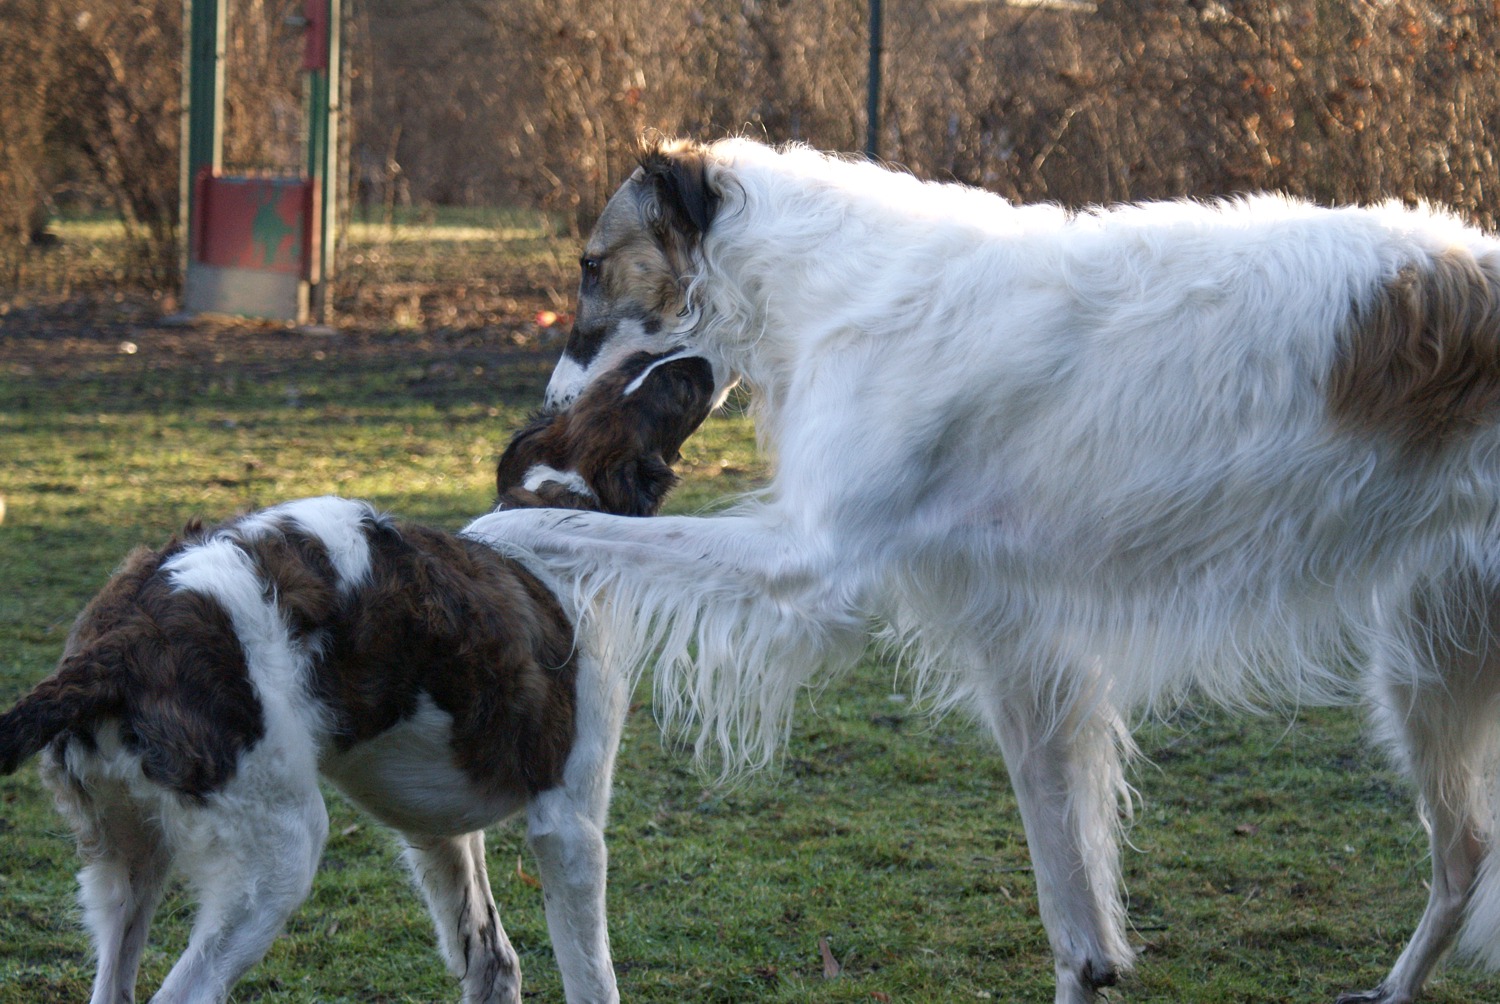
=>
[303,0,340,321]
[179,0,225,275]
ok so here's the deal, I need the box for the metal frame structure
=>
[179,0,340,323]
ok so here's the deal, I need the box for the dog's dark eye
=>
[580,257,602,289]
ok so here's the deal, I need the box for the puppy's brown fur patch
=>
[309,518,578,797]
[17,533,267,800]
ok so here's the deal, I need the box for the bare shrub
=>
[222,0,306,174]
[9,0,1500,292]
[0,0,66,269]
[47,0,183,285]
[3,0,313,291]
[460,0,1500,229]
[872,1,1500,227]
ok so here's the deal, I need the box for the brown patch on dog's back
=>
[225,510,579,797]
[62,543,176,655]
[313,519,578,797]
[1327,249,1500,445]
[123,560,264,798]
[240,522,343,639]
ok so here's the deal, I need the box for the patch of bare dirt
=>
[0,290,567,384]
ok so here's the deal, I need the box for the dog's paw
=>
[1333,985,1409,1004]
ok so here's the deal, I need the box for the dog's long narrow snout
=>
[543,342,593,412]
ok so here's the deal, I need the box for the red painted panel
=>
[302,0,328,70]
[192,174,310,276]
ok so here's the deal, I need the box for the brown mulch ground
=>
[0,217,577,381]
[0,289,566,387]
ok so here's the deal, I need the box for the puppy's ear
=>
[640,141,719,239]
[648,355,717,460]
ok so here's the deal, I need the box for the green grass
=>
[2,217,1498,1002]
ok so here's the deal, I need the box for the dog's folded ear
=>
[640,141,719,240]
[636,353,716,462]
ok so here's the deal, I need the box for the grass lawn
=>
[1,217,1496,1002]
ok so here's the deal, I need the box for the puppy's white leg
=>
[43,760,173,1004]
[527,796,617,1004]
[526,652,625,1004]
[404,831,522,1004]
[1337,577,1500,1004]
[80,837,172,1004]
[148,783,327,1004]
[978,669,1134,1004]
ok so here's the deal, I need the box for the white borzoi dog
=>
[465,138,1500,1003]
[0,348,716,1004]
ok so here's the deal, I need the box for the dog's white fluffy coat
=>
[467,139,1500,1003]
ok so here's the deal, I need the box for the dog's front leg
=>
[527,796,617,1003]
[525,651,624,1004]
[404,832,522,1004]
[978,666,1135,1004]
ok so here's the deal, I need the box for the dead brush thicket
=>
[480,0,1500,229]
[4,0,1500,293]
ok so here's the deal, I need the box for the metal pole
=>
[179,0,225,277]
[300,0,339,324]
[866,0,882,160]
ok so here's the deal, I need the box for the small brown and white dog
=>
[0,348,717,1004]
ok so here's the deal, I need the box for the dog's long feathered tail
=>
[0,650,124,774]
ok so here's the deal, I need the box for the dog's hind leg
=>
[42,757,173,1004]
[147,781,327,1004]
[1337,573,1500,1004]
[404,831,523,1004]
[976,662,1134,1004]
[525,651,624,1004]
[80,818,172,1004]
